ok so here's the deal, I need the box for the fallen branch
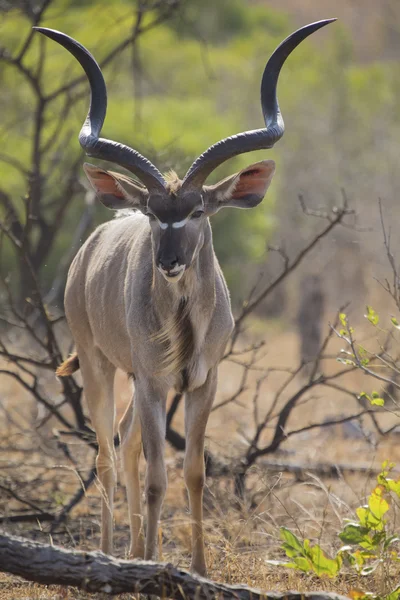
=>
[257,460,388,480]
[0,532,349,599]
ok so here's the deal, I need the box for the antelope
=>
[35,18,334,575]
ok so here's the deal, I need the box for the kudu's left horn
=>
[181,19,336,191]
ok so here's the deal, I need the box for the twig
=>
[231,199,351,349]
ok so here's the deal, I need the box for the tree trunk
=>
[0,532,349,599]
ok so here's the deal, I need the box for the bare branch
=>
[0,482,48,515]
[233,198,352,346]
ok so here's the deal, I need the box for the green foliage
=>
[359,392,385,407]
[365,306,380,327]
[391,317,400,330]
[3,1,400,301]
[170,0,289,43]
[267,527,341,577]
[338,312,355,339]
[269,463,400,599]
[0,0,285,297]
[338,462,400,588]
[334,308,400,406]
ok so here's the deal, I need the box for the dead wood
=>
[257,459,383,480]
[0,532,349,599]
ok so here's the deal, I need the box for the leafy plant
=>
[339,462,400,575]
[267,527,341,577]
[268,462,400,600]
[334,309,396,397]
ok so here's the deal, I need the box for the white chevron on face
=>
[158,215,190,230]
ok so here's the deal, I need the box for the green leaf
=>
[275,528,342,576]
[370,531,386,547]
[279,527,304,558]
[360,392,385,406]
[293,556,313,572]
[365,306,379,326]
[370,397,385,406]
[356,502,384,533]
[356,507,369,527]
[337,357,356,366]
[391,317,400,330]
[381,460,395,471]
[339,312,348,327]
[368,492,389,521]
[387,479,400,498]
[339,523,370,544]
[351,494,388,536]
[308,544,341,577]
[359,538,379,551]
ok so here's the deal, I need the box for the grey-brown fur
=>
[62,160,275,575]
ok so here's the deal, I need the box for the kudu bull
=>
[35,19,334,574]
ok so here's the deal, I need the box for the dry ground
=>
[1,314,400,599]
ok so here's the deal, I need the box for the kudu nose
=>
[159,256,179,271]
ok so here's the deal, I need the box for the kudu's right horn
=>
[34,27,167,193]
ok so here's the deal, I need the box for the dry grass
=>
[1,315,400,599]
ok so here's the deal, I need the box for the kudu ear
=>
[204,160,275,215]
[83,163,148,211]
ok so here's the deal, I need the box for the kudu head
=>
[35,20,335,282]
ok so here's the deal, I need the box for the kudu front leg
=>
[79,350,116,555]
[136,380,167,561]
[119,395,144,559]
[184,368,217,576]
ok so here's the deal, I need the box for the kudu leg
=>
[184,368,217,576]
[79,350,116,555]
[136,382,167,561]
[119,395,144,558]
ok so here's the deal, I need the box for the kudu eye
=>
[191,210,204,220]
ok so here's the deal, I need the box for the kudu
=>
[35,19,334,575]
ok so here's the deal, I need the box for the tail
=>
[56,352,80,377]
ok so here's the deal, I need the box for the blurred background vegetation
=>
[1,0,400,314]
